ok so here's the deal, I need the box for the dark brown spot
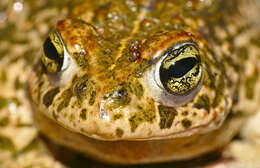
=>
[43,88,60,108]
[181,119,192,129]
[181,111,188,116]
[80,109,87,120]
[113,113,123,120]
[115,128,124,137]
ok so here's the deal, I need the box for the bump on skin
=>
[181,118,192,129]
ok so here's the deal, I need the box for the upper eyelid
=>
[53,30,71,72]
[153,41,203,96]
[153,42,199,87]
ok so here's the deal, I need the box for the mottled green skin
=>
[28,0,260,164]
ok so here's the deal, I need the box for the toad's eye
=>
[155,42,203,95]
[41,31,69,73]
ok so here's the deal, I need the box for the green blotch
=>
[193,94,211,112]
[89,90,96,105]
[57,88,73,112]
[0,97,9,110]
[10,98,21,107]
[115,128,124,137]
[251,37,260,47]
[158,105,177,129]
[69,113,75,123]
[245,69,259,99]
[15,77,23,90]
[181,119,192,129]
[0,135,16,152]
[73,74,96,106]
[43,88,60,108]
[133,59,150,78]
[16,122,33,127]
[113,113,123,120]
[238,47,248,60]
[0,70,7,83]
[213,77,224,107]
[72,52,89,69]
[73,74,88,102]
[0,49,9,60]
[128,80,144,97]
[80,109,87,120]
[0,117,10,127]
[129,99,156,132]
[0,97,21,110]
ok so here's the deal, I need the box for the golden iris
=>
[159,43,203,95]
[41,31,64,73]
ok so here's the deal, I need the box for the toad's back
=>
[28,0,260,164]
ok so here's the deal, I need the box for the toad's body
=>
[1,0,260,165]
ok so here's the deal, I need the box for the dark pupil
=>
[160,57,197,82]
[43,37,61,63]
[170,57,196,78]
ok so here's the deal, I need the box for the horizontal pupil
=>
[168,57,197,78]
[43,37,60,62]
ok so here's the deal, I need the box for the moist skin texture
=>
[26,0,260,165]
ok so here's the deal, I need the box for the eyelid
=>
[154,41,198,90]
[43,31,76,86]
[144,41,203,107]
[60,35,71,72]
[52,30,71,72]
